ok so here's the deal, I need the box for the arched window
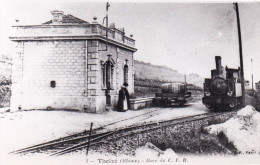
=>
[102,59,114,89]
[124,64,128,84]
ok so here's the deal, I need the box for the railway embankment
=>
[89,111,238,156]
[8,104,260,157]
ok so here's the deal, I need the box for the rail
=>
[11,110,238,156]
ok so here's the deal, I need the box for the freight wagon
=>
[154,82,191,106]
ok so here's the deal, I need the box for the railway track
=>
[10,108,162,154]
[11,109,237,156]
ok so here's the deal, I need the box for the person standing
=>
[117,86,127,112]
[123,82,130,109]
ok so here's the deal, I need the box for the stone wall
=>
[10,39,135,112]
[98,41,134,109]
[84,40,102,113]
[83,40,134,113]
[11,40,86,110]
[10,12,137,113]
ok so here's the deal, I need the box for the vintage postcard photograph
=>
[0,0,260,165]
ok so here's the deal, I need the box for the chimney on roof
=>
[109,23,115,28]
[51,10,64,24]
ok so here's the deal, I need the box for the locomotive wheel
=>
[228,100,238,111]
[229,103,235,108]
[205,104,213,109]
[224,103,236,111]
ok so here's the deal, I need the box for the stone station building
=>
[10,10,137,113]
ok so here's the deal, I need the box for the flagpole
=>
[106,2,110,51]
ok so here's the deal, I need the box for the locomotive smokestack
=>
[215,56,222,72]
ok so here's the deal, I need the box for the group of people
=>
[117,82,130,112]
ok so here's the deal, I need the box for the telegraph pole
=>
[234,3,245,106]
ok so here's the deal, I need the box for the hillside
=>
[134,60,204,88]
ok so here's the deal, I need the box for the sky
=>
[0,1,259,85]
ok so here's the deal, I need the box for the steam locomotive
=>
[202,56,242,110]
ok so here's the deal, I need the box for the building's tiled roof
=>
[43,14,88,25]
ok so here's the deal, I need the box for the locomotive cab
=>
[202,56,242,110]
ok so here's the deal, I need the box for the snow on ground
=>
[206,105,260,153]
[0,101,210,165]
[0,108,154,154]
[0,101,208,155]
[1,103,260,165]
[135,142,178,159]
